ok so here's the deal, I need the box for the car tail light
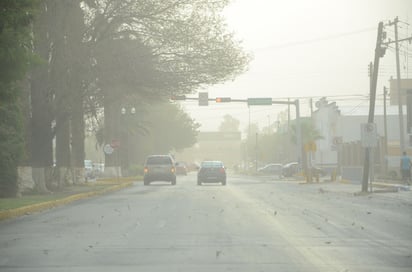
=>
[219,167,225,173]
[144,167,149,174]
[171,167,175,173]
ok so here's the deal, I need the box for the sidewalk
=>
[339,176,411,192]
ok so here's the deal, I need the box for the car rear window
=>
[201,161,223,168]
[146,156,172,165]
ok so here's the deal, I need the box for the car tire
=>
[222,180,226,186]
[144,180,149,186]
[171,178,176,185]
[197,180,202,186]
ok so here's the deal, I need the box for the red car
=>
[175,161,187,176]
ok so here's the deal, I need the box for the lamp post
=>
[120,106,136,176]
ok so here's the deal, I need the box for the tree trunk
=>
[68,0,87,184]
[72,91,86,184]
[17,79,35,196]
[30,2,53,193]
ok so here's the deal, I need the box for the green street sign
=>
[247,97,272,106]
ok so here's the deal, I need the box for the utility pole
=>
[394,17,406,153]
[361,22,386,193]
[384,17,412,154]
[383,87,388,175]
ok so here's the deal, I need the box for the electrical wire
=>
[252,26,377,52]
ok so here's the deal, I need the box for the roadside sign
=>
[304,141,316,152]
[361,123,378,148]
[103,144,114,155]
[111,139,120,148]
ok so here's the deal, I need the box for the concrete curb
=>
[0,181,133,221]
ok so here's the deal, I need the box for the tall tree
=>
[142,102,200,154]
[0,0,38,196]
[219,115,240,133]
[82,0,249,173]
[290,118,323,145]
[48,0,88,186]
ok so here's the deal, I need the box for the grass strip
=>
[0,181,133,220]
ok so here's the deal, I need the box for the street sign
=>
[361,123,378,148]
[304,141,317,152]
[247,97,272,106]
[111,139,120,148]
[103,144,114,155]
[199,92,209,106]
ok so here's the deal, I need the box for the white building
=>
[312,97,407,172]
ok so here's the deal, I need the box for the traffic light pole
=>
[171,94,304,171]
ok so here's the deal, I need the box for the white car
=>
[258,163,283,177]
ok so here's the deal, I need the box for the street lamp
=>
[121,107,136,115]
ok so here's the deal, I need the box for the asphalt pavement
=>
[0,173,411,272]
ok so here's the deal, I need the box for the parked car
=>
[258,163,283,177]
[143,155,176,185]
[197,161,226,186]
[282,162,300,177]
[175,161,187,176]
[84,160,94,179]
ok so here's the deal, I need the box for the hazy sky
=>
[183,0,412,132]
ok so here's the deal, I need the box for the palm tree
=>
[290,118,323,182]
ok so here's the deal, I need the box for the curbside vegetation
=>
[0,178,136,221]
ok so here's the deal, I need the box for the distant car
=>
[258,163,283,177]
[186,162,200,172]
[175,161,187,176]
[197,161,226,186]
[282,162,300,177]
[143,155,176,185]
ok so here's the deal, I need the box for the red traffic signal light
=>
[171,95,186,101]
[215,97,231,103]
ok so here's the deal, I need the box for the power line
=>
[253,26,376,52]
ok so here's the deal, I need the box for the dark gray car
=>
[197,161,226,186]
[143,155,176,185]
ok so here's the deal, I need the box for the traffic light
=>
[379,46,387,58]
[171,95,186,101]
[199,92,208,106]
[215,97,231,103]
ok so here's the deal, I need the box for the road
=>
[0,173,411,272]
